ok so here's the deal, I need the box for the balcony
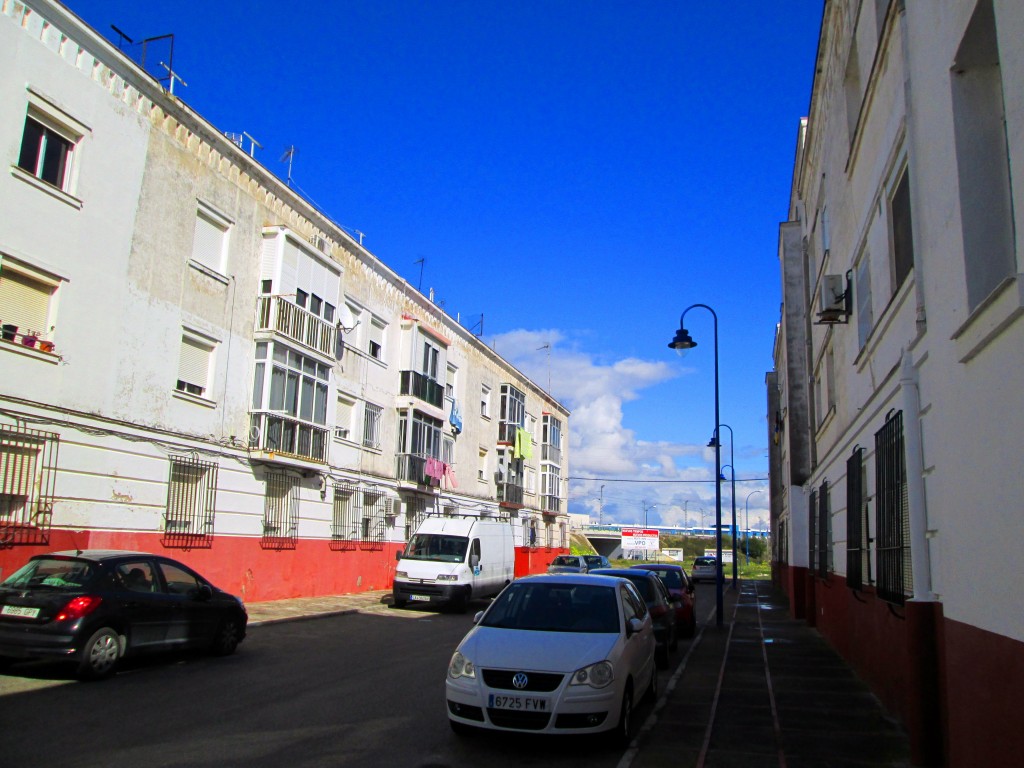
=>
[541,494,561,514]
[497,481,524,507]
[256,295,337,358]
[249,412,328,464]
[542,444,561,464]
[399,370,444,409]
[396,453,452,487]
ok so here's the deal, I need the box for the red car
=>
[631,563,697,638]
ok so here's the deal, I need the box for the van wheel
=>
[450,590,469,614]
[392,596,407,609]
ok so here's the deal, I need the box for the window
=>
[846,447,870,590]
[952,0,1016,312]
[368,318,385,360]
[15,93,87,199]
[164,456,217,545]
[542,414,562,464]
[332,484,357,542]
[0,258,59,349]
[844,42,863,143]
[499,384,526,442]
[360,490,387,549]
[480,384,491,418]
[422,340,440,381]
[263,472,298,546]
[542,466,561,513]
[159,561,203,596]
[190,203,231,274]
[405,496,427,541]
[875,411,911,604]
[176,331,215,398]
[478,447,488,482]
[855,252,873,349]
[445,364,457,401]
[335,395,355,441]
[808,487,818,575]
[255,344,329,424]
[889,168,915,293]
[815,480,831,578]
[363,402,382,449]
[0,425,58,546]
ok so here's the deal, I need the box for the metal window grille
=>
[846,448,868,589]
[331,483,358,549]
[875,411,912,605]
[262,472,298,549]
[405,495,428,541]
[163,456,217,548]
[0,425,58,546]
[360,490,387,550]
[817,480,831,578]
[363,403,382,449]
[808,488,818,575]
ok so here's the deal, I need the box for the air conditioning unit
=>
[816,273,851,324]
[333,426,349,441]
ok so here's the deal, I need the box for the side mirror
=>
[625,617,644,637]
[473,610,485,624]
[194,584,213,601]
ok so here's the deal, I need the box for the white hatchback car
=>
[445,573,657,745]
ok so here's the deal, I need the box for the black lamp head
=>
[668,326,696,351]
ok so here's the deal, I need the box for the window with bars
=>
[405,495,428,541]
[363,402,382,449]
[262,472,298,547]
[163,456,217,546]
[361,490,387,549]
[331,483,358,544]
[846,448,871,589]
[0,425,58,546]
[816,480,831,578]
[875,411,912,604]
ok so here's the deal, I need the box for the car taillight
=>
[55,595,103,622]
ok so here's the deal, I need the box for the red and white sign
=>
[621,528,660,554]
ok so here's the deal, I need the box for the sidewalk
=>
[244,580,912,767]
[630,579,912,768]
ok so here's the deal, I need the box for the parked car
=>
[546,554,589,574]
[0,550,247,680]
[631,563,697,638]
[690,556,719,584]
[446,573,656,744]
[588,568,677,668]
[583,554,612,570]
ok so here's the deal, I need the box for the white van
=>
[393,515,515,611]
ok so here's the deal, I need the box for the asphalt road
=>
[0,599,655,768]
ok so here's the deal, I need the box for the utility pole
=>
[599,485,605,525]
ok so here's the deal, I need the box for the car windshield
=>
[402,534,468,563]
[480,582,620,633]
[1,558,96,591]
[551,556,579,567]
[583,556,605,566]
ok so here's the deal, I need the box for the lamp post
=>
[669,304,723,628]
[643,501,656,561]
[745,490,763,565]
[710,422,737,589]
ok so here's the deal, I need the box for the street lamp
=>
[710,422,737,590]
[643,501,656,561]
[745,490,764,565]
[669,304,723,628]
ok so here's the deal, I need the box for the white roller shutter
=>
[191,210,226,272]
[178,336,211,390]
[0,269,51,337]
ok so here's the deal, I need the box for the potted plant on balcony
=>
[21,331,38,348]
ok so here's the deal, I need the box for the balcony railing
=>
[256,295,337,358]
[249,412,328,463]
[498,421,519,443]
[541,494,561,513]
[497,481,524,506]
[542,444,561,464]
[399,370,444,409]
[396,452,429,484]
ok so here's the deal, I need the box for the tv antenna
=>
[414,258,425,292]
[468,314,484,337]
[280,146,297,187]
[536,342,551,392]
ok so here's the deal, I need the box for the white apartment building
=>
[770,2,1023,765]
[0,0,570,603]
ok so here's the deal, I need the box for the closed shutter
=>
[178,336,211,389]
[0,269,51,336]
[191,211,226,271]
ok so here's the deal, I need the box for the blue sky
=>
[63,0,823,531]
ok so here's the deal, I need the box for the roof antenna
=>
[414,258,425,292]
[110,24,133,50]
[280,146,297,187]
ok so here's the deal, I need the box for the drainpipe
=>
[899,350,933,601]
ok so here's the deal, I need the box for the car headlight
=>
[448,651,476,679]
[395,570,408,579]
[570,660,614,689]
[437,574,458,582]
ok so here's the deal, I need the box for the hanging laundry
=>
[449,400,463,435]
